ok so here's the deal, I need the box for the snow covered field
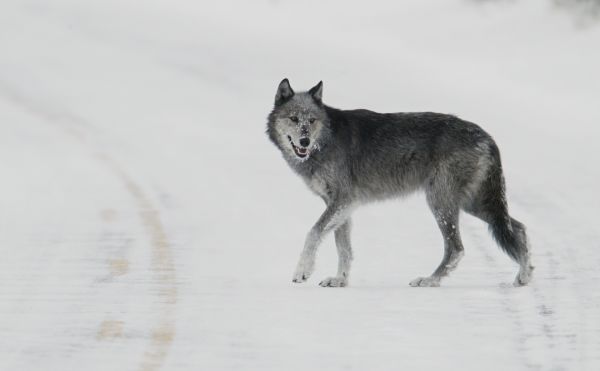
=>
[1,0,599,370]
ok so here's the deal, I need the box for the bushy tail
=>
[489,214,529,264]
[466,142,533,285]
[478,143,530,265]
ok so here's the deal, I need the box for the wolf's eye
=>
[309,118,315,124]
[290,116,299,123]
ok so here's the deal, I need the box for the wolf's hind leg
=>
[320,219,353,287]
[410,201,464,287]
[510,218,534,286]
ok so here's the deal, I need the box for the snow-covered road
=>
[1,1,599,370]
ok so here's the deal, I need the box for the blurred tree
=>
[554,0,600,21]
[470,0,600,24]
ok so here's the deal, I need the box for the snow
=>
[1,0,599,370]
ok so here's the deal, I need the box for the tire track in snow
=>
[511,191,597,369]
[0,82,177,371]
[463,227,533,369]
[463,191,590,370]
[98,155,177,371]
[466,226,560,371]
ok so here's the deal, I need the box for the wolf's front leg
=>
[292,202,351,284]
[292,229,320,283]
[319,219,352,287]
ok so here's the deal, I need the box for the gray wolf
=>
[266,79,533,287]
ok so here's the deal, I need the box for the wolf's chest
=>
[304,173,331,200]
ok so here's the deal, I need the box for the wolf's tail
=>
[473,143,530,265]
[489,213,529,264]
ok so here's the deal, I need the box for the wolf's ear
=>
[308,81,323,104]
[275,78,294,105]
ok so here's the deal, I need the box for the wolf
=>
[266,79,534,288]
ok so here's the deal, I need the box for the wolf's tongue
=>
[298,148,307,154]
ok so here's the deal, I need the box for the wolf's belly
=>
[352,166,425,202]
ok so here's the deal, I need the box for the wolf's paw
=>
[292,271,310,283]
[409,276,440,287]
[513,265,534,287]
[292,266,313,283]
[292,257,315,283]
[319,276,348,287]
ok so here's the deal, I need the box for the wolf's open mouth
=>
[287,136,308,158]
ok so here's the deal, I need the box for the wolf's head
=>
[267,79,330,162]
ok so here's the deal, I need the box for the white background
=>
[0,1,599,370]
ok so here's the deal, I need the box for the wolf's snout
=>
[299,138,310,148]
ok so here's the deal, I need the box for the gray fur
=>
[267,79,534,287]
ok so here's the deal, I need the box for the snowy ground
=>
[1,0,599,370]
